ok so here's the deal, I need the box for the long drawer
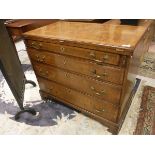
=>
[26,40,120,66]
[33,62,122,104]
[28,48,124,85]
[38,77,118,122]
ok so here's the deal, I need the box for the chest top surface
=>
[24,21,146,52]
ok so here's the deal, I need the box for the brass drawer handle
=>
[95,109,105,113]
[35,55,46,63]
[103,55,109,60]
[39,69,49,76]
[31,42,42,49]
[65,88,71,93]
[89,52,96,58]
[89,52,109,63]
[60,47,65,52]
[93,59,103,63]
[49,86,54,91]
[65,73,70,78]
[63,58,67,65]
[40,56,46,62]
[92,70,107,78]
[91,86,105,96]
[35,55,40,61]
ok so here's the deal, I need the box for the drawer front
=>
[93,101,118,120]
[28,48,124,85]
[38,77,118,122]
[26,40,120,66]
[33,62,121,104]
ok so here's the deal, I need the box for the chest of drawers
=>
[23,20,154,134]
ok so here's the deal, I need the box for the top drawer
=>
[26,40,120,66]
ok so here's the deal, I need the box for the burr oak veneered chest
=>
[23,20,154,134]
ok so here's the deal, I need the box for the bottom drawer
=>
[38,77,118,122]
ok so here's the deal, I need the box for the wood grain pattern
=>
[26,39,120,66]
[28,47,124,85]
[24,20,154,134]
[38,77,118,122]
[40,90,119,134]
[24,21,146,51]
[32,62,122,104]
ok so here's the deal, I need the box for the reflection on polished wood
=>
[24,21,148,51]
[24,20,154,134]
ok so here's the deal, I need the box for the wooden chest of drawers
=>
[23,20,154,134]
